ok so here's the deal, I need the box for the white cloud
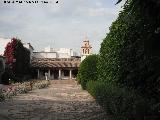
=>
[88,8,117,17]
[0,0,124,53]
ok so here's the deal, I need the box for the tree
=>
[77,54,98,89]
[4,38,16,71]
[0,57,5,84]
[116,0,160,36]
[4,38,30,82]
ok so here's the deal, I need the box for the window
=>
[85,49,88,54]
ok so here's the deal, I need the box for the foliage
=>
[14,40,30,77]
[86,0,160,119]
[117,0,160,24]
[1,67,13,85]
[86,81,158,120]
[4,38,31,82]
[98,0,160,98]
[77,54,98,89]
[0,58,5,73]
[3,38,16,68]
[97,2,129,83]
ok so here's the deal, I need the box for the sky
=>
[0,0,124,54]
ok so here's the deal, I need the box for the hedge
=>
[77,54,98,89]
[84,1,160,119]
[86,81,158,120]
[76,1,160,119]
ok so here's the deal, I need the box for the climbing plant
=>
[4,38,31,82]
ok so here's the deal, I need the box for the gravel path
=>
[0,80,108,120]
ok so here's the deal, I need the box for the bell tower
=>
[81,36,92,61]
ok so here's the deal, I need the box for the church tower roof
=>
[81,35,92,61]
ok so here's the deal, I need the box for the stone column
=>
[58,69,61,80]
[69,69,72,79]
[37,69,40,79]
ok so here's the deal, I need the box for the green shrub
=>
[86,81,152,120]
[98,0,160,96]
[77,54,98,89]
[96,1,160,118]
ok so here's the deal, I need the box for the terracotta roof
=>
[31,58,81,68]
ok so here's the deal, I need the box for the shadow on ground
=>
[0,99,108,120]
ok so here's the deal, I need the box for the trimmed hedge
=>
[81,1,160,119]
[77,54,98,89]
[98,0,160,106]
[98,0,160,97]
[86,81,156,120]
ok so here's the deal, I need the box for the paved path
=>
[0,80,108,120]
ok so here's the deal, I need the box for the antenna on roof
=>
[52,39,56,51]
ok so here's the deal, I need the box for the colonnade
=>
[37,69,74,80]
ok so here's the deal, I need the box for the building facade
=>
[31,58,80,80]
[30,37,92,80]
[0,36,92,80]
[33,46,77,59]
[81,36,92,61]
[31,46,80,80]
[0,38,11,55]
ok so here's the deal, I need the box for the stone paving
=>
[0,80,108,120]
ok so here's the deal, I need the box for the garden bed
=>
[0,80,50,102]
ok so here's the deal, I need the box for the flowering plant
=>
[0,80,50,102]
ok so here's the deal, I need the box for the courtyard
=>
[0,80,107,120]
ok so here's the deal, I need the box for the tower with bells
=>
[81,36,92,61]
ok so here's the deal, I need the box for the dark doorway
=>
[31,69,38,79]
[72,69,78,78]
[63,70,69,77]
[51,69,59,80]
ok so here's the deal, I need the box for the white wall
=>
[33,47,78,59]
[0,38,11,55]
[81,55,86,62]
[34,52,57,58]
[58,53,70,58]
[57,48,72,58]
[44,46,53,52]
